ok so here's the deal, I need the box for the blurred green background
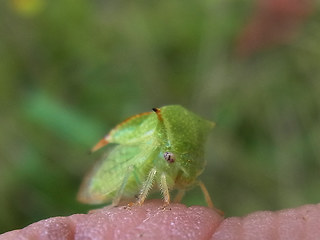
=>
[1,0,320,233]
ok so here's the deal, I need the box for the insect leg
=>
[160,173,170,206]
[198,180,224,215]
[198,180,214,208]
[112,166,134,206]
[137,167,157,205]
[173,189,186,203]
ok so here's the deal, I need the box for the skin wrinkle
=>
[201,206,223,240]
[211,217,242,240]
[67,214,87,240]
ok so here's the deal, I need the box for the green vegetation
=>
[0,0,320,233]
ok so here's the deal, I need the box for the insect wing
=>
[78,143,154,204]
[91,111,157,152]
[108,111,157,145]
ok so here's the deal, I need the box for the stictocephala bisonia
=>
[78,105,217,210]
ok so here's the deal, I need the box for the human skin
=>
[0,200,320,240]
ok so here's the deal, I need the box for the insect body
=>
[78,105,215,208]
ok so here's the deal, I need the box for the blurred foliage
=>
[1,0,320,233]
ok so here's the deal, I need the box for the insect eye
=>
[164,152,175,163]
